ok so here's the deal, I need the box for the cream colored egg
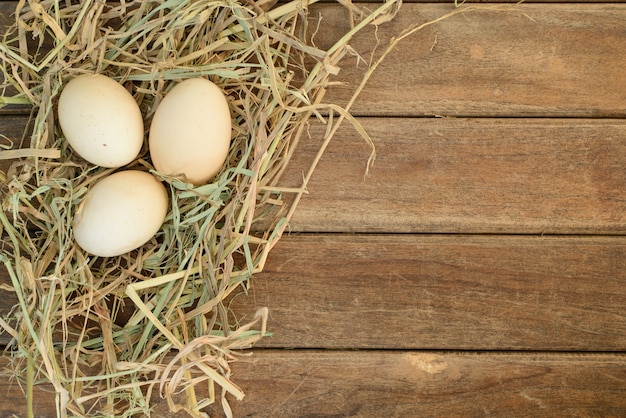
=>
[58,74,144,168]
[73,170,168,257]
[149,78,231,185]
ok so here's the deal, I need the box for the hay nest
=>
[0,0,401,416]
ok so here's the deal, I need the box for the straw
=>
[0,0,523,415]
[0,0,403,416]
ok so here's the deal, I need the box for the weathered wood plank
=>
[229,234,626,350]
[315,3,626,117]
[211,351,626,417]
[3,351,626,417]
[280,117,626,234]
[2,234,624,350]
[0,4,625,117]
[3,116,624,234]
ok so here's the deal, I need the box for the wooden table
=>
[2,1,626,416]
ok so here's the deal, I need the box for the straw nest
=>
[0,0,402,416]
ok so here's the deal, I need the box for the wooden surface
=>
[279,118,626,234]
[315,3,626,117]
[4,352,626,417]
[232,235,626,351]
[2,1,626,417]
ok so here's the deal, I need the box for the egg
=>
[149,78,231,185]
[58,74,144,168]
[73,170,168,257]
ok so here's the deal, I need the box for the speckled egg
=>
[58,74,144,168]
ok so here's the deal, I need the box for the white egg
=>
[58,74,144,168]
[73,170,168,257]
[149,78,231,186]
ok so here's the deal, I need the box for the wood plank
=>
[314,3,626,117]
[2,234,624,351]
[0,4,625,117]
[211,350,626,417]
[3,116,624,234]
[228,234,626,351]
[3,351,626,417]
[280,117,626,234]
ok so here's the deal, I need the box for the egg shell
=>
[58,74,144,168]
[149,78,231,185]
[73,170,168,257]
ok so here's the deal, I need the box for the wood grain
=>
[3,351,626,417]
[0,4,625,117]
[278,117,626,234]
[229,234,626,350]
[1,1,625,416]
[2,234,624,350]
[3,116,625,234]
[313,3,626,117]
[208,351,626,417]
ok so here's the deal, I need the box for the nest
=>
[0,0,402,416]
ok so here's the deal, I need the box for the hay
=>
[0,0,402,416]
[0,0,520,416]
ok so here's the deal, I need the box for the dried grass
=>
[0,0,519,416]
[0,0,402,416]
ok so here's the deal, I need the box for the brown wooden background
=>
[2,1,626,416]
